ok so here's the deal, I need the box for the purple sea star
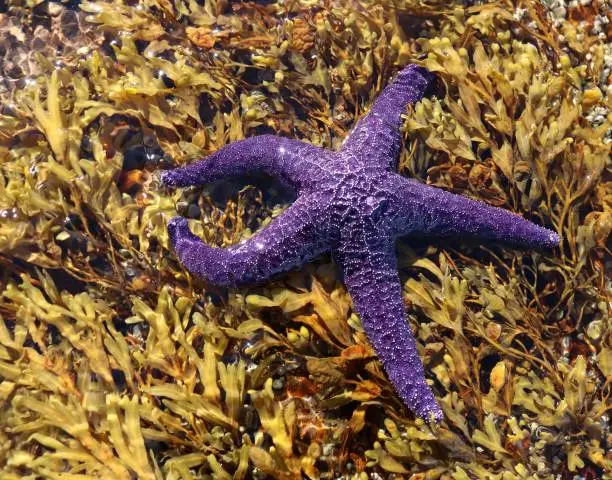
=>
[160,64,559,423]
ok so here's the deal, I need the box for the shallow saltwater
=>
[0,1,609,479]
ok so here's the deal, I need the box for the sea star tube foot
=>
[160,64,559,422]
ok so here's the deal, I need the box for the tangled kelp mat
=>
[0,0,610,479]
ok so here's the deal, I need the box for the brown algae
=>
[0,0,610,479]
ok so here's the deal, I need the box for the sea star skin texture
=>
[161,64,559,422]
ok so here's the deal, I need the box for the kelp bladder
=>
[0,0,610,479]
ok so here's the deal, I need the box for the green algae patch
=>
[0,0,610,479]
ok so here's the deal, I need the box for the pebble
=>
[56,230,88,253]
[186,203,201,219]
[123,144,171,171]
[63,213,82,230]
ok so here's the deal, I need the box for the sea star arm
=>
[390,176,559,248]
[160,135,329,192]
[167,195,330,287]
[334,232,443,422]
[340,65,436,170]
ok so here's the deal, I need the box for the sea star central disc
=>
[160,64,559,422]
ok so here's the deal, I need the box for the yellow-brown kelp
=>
[0,0,610,479]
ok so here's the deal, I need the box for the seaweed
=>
[0,0,610,478]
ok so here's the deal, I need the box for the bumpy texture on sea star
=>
[160,64,559,422]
